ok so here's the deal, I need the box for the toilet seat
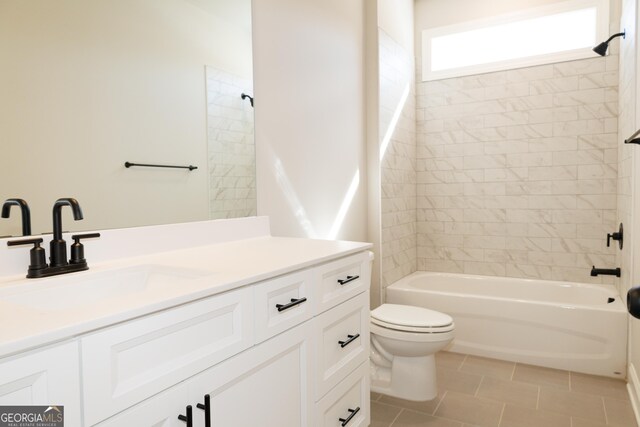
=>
[371,304,454,333]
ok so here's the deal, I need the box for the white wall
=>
[253,0,368,242]
[376,0,417,306]
[0,0,251,236]
[378,0,415,55]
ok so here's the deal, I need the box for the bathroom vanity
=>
[0,217,372,427]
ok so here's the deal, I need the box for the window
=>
[422,0,610,81]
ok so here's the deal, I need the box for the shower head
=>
[593,31,625,56]
[241,93,254,107]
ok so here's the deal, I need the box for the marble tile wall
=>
[379,30,417,291]
[205,66,257,220]
[416,55,620,284]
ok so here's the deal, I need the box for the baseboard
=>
[627,363,640,426]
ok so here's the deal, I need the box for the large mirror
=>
[0,0,255,237]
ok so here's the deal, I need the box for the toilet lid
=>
[371,304,453,329]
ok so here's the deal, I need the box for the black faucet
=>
[591,266,621,277]
[50,198,83,267]
[1,198,31,236]
[6,198,100,278]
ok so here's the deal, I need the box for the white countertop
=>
[0,234,371,358]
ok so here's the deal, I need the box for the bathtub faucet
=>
[591,266,621,277]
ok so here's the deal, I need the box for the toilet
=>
[370,304,455,401]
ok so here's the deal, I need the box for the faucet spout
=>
[590,266,621,277]
[50,198,83,267]
[1,198,31,236]
[52,198,83,241]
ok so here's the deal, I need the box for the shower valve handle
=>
[607,223,624,249]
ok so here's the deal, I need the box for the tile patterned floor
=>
[370,352,638,427]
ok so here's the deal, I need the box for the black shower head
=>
[593,31,625,56]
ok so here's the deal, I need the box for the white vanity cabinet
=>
[0,341,82,426]
[0,245,372,427]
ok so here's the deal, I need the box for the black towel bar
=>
[124,162,197,171]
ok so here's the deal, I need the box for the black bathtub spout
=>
[591,266,621,277]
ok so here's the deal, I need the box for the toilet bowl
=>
[370,303,454,401]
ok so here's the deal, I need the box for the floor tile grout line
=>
[388,408,404,427]
[475,375,484,397]
[432,390,447,415]
[601,396,609,425]
[497,403,506,427]
[510,362,517,381]
[569,371,572,392]
[459,354,468,372]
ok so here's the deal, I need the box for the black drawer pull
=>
[178,405,193,427]
[339,407,360,426]
[338,333,360,348]
[196,394,211,427]
[337,275,359,285]
[276,297,307,312]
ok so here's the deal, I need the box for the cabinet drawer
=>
[314,291,369,399]
[315,362,370,427]
[81,286,254,425]
[254,268,314,343]
[314,252,371,314]
[0,341,81,427]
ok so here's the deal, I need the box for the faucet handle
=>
[7,238,48,274]
[607,223,624,250]
[70,233,100,265]
[7,237,43,247]
[71,233,101,241]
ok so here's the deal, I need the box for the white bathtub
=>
[386,271,628,378]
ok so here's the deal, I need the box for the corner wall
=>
[375,0,417,304]
[252,0,367,243]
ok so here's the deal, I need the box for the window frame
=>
[421,0,611,82]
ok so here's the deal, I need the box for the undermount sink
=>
[1,265,209,311]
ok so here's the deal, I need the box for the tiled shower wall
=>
[415,56,620,284]
[379,30,417,290]
[205,66,257,220]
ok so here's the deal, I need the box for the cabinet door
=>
[188,321,314,427]
[0,341,81,427]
